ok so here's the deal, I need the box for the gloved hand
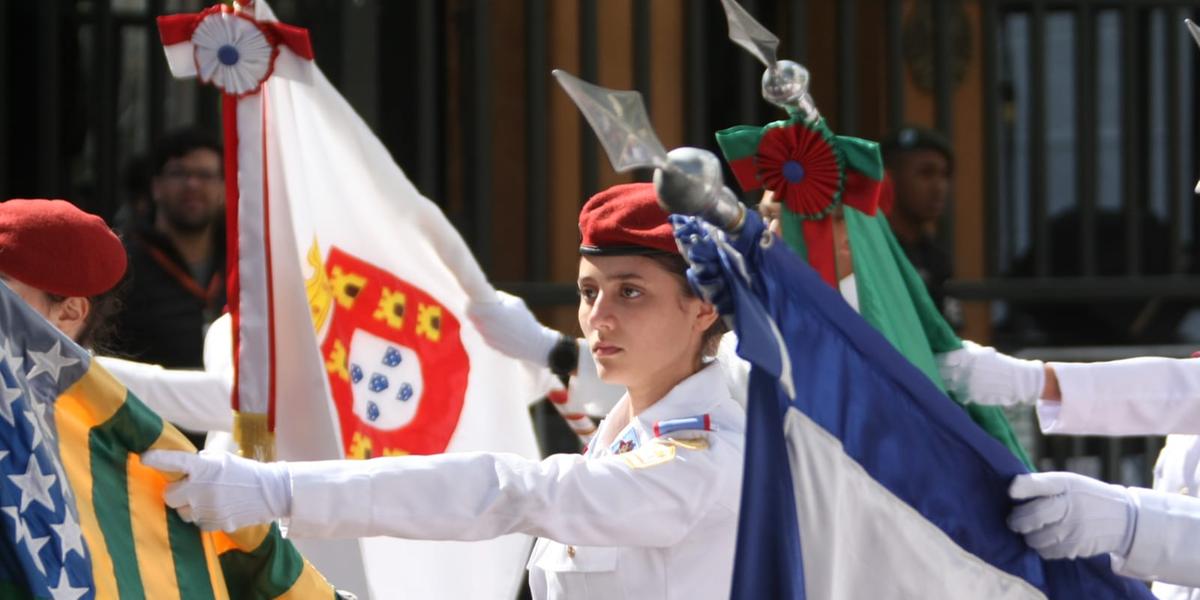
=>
[670,215,733,316]
[141,449,292,532]
[466,290,562,368]
[1008,472,1138,560]
[936,341,1045,406]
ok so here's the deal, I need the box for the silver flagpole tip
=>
[720,0,780,68]
[552,69,668,172]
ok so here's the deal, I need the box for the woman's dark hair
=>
[644,253,728,356]
[47,279,125,353]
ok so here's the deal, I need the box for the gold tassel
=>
[234,412,276,462]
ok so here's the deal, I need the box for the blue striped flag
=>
[680,214,1154,599]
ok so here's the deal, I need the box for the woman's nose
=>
[587,292,616,331]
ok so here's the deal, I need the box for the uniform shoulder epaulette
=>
[652,414,713,438]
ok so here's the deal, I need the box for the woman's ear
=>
[49,296,90,342]
[694,298,720,333]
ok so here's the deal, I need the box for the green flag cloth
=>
[716,117,1034,469]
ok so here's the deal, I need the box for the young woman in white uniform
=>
[141,183,747,600]
[936,344,1200,596]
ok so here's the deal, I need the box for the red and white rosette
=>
[191,10,276,96]
[158,2,312,461]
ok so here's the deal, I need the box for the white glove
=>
[1007,472,1137,560]
[141,449,292,532]
[466,290,563,368]
[936,341,1045,406]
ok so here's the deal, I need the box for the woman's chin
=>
[593,358,626,384]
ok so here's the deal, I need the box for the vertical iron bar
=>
[1105,438,1123,485]
[196,86,218,134]
[526,0,549,280]
[983,0,1000,277]
[1078,2,1097,276]
[1123,5,1141,276]
[463,0,492,271]
[685,0,708,147]
[933,0,954,252]
[579,0,598,199]
[933,0,952,138]
[837,0,858,134]
[633,0,652,110]
[37,0,62,196]
[417,0,438,199]
[739,0,761,125]
[1167,6,1184,273]
[95,0,118,220]
[0,2,8,197]
[1031,1,1049,276]
[632,0,653,182]
[148,0,165,149]
[789,0,807,64]
[887,0,905,130]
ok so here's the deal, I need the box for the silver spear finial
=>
[552,69,668,172]
[720,0,818,119]
[553,70,747,232]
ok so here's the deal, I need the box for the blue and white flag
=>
[676,214,1153,599]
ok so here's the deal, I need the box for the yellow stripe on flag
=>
[127,452,182,600]
[55,366,123,599]
[222,523,272,554]
[278,562,337,600]
[200,533,232,600]
[141,435,231,600]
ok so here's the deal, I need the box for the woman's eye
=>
[578,287,597,301]
[620,286,642,299]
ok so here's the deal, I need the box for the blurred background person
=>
[111,128,226,370]
[881,125,962,331]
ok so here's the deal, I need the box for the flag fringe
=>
[235,412,276,462]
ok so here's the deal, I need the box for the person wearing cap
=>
[139,183,747,600]
[0,198,234,437]
[0,199,128,348]
[879,125,962,330]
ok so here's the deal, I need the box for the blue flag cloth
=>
[672,214,1153,599]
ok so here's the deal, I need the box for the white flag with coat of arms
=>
[159,2,552,598]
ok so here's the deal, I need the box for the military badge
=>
[608,427,640,455]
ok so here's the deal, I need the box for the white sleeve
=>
[203,313,233,383]
[286,441,729,547]
[1111,486,1200,587]
[95,356,234,433]
[1037,357,1200,435]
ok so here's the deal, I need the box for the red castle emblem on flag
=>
[310,247,469,458]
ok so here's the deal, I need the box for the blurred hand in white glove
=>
[936,341,1046,406]
[467,291,563,368]
[141,450,292,532]
[1008,472,1137,560]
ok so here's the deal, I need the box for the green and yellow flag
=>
[0,280,335,599]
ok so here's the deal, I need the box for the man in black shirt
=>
[881,126,963,330]
[113,128,226,369]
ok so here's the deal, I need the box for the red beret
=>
[578,183,678,256]
[0,199,127,297]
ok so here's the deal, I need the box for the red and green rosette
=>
[715,114,885,287]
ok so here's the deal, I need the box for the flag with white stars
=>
[0,280,336,598]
